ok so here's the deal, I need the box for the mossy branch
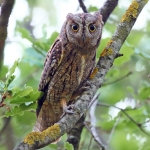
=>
[13,0,148,149]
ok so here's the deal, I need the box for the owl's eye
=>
[72,24,79,32]
[89,24,96,32]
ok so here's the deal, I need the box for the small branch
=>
[78,0,88,13]
[103,71,132,86]
[88,91,100,109]
[106,114,120,148]
[85,123,106,150]
[86,95,106,150]
[0,91,11,107]
[87,135,93,150]
[0,0,15,71]
[97,102,150,137]
[99,0,119,24]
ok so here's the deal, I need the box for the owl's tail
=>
[33,101,62,132]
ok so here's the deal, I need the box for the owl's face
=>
[64,12,103,48]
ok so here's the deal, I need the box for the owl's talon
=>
[80,86,91,92]
[60,105,74,118]
[86,80,92,87]
[64,105,74,114]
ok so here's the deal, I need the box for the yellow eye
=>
[89,24,96,32]
[72,24,79,32]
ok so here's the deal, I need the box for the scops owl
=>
[33,12,103,132]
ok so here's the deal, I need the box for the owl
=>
[33,12,103,132]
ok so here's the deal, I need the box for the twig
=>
[86,94,106,150]
[78,0,88,13]
[85,123,105,150]
[103,71,132,86]
[0,91,11,107]
[88,91,100,109]
[87,135,93,150]
[97,102,150,137]
[106,114,120,149]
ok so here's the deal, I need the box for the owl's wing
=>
[36,38,63,117]
[38,38,63,91]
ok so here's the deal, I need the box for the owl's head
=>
[61,12,103,48]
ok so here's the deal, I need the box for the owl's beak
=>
[82,34,85,43]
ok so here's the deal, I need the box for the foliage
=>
[0,59,43,118]
[0,0,150,150]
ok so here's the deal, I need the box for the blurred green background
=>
[0,0,150,149]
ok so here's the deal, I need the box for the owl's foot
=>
[79,82,92,92]
[60,99,74,118]
[85,80,92,87]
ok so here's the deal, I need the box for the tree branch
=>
[78,0,88,13]
[97,102,150,137]
[13,0,148,149]
[0,0,15,71]
[99,0,119,24]
[103,71,132,86]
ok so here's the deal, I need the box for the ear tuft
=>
[66,13,74,20]
[94,12,103,25]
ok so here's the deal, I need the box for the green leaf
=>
[23,47,45,67]
[64,142,74,150]
[135,60,146,72]
[139,87,150,100]
[88,5,99,12]
[10,86,43,104]
[47,31,59,46]
[4,59,19,90]
[17,28,34,43]
[0,65,8,79]
[48,144,58,150]
[42,24,47,41]
[0,80,5,91]
[5,102,36,117]
[135,47,150,60]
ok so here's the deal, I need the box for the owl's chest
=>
[48,46,96,101]
[58,46,94,79]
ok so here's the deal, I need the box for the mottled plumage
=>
[33,12,103,132]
